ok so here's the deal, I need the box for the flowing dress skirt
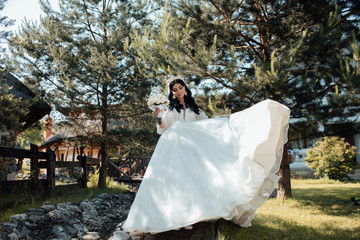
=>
[123,100,290,233]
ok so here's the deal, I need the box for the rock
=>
[24,221,37,230]
[0,231,7,240]
[7,232,19,240]
[98,193,111,200]
[98,220,118,238]
[2,191,136,240]
[47,209,68,223]
[41,204,57,212]
[52,225,71,240]
[108,230,132,240]
[108,213,117,219]
[67,204,82,214]
[9,214,27,223]
[0,223,17,233]
[82,231,101,240]
[28,214,43,223]
[73,223,87,233]
[12,229,23,239]
[80,201,98,218]
[64,225,78,238]
[25,208,45,215]
[20,225,32,236]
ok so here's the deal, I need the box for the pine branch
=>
[179,47,255,103]
[82,0,98,43]
[209,0,265,61]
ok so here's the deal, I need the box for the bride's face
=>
[171,83,186,101]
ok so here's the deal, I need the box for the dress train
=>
[123,99,290,233]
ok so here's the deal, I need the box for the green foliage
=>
[0,74,28,133]
[305,136,358,180]
[0,0,14,66]
[0,91,26,132]
[195,93,232,118]
[133,0,360,122]
[87,167,117,188]
[6,0,157,139]
[16,121,44,147]
[5,0,158,185]
[1,0,26,133]
[134,0,359,197]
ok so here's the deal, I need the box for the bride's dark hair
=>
[168,79,200,114]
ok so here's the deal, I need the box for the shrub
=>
[305,136,358,180]
[88,168,117,188]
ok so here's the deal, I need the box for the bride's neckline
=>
[182,104,186,120]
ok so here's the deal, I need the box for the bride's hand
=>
[155,107,164,126]
[155,107,161,117]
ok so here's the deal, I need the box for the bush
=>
[305,136,358,180]
[88,168,117,188]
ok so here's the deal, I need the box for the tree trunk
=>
[30,144,40,194]
[98,140,108,188]
[277,143,292,198]
[98,82,108,188]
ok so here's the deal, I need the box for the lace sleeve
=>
[196,109,208,120]
[157,110,172,135]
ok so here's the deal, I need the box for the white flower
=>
[147,94,169,111]
[147,94,169,106]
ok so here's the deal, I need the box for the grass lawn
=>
[1,178,359,240]
[218,179,360,240]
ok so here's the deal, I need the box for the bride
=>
[122,76,290,233]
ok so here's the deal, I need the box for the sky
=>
[0,0,59,49]
[2,0,59,32]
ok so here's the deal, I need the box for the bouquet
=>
[147,94,169,111]
[147,94,169,123]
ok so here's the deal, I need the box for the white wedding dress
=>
[123,99,290,233]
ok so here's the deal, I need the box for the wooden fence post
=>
[127,154,133,182]
[30,144,40,193]
[80,147,87,188]
[47,150,56,196]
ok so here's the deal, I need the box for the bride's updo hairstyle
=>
[167,77,200,115]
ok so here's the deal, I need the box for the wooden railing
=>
[0,144,151,194]
[0,144,95,195]
[108,156,150,182]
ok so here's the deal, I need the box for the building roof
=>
[0,70,51,131]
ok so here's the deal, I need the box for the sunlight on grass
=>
[218,180,360,240]
[291,178,349,185]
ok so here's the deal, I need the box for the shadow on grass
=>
[219,214,360,240]
[292,186,360,217]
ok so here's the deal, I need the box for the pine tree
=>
[0,0,27,133]
[131,0,360,197]
[6,0,157,187]
[0,0,14,65]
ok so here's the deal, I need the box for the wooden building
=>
[0,70,51,180]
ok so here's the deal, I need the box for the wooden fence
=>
[108,156,150,182]
[0,144,97,195]
[0,144,151,194]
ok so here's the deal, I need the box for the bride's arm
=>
[196,109,208,120]
[156,110,171,135]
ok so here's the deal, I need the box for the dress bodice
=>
[157,108,208,134]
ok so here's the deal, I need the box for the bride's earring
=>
[172,95,176,99]
[184,92,188,96]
